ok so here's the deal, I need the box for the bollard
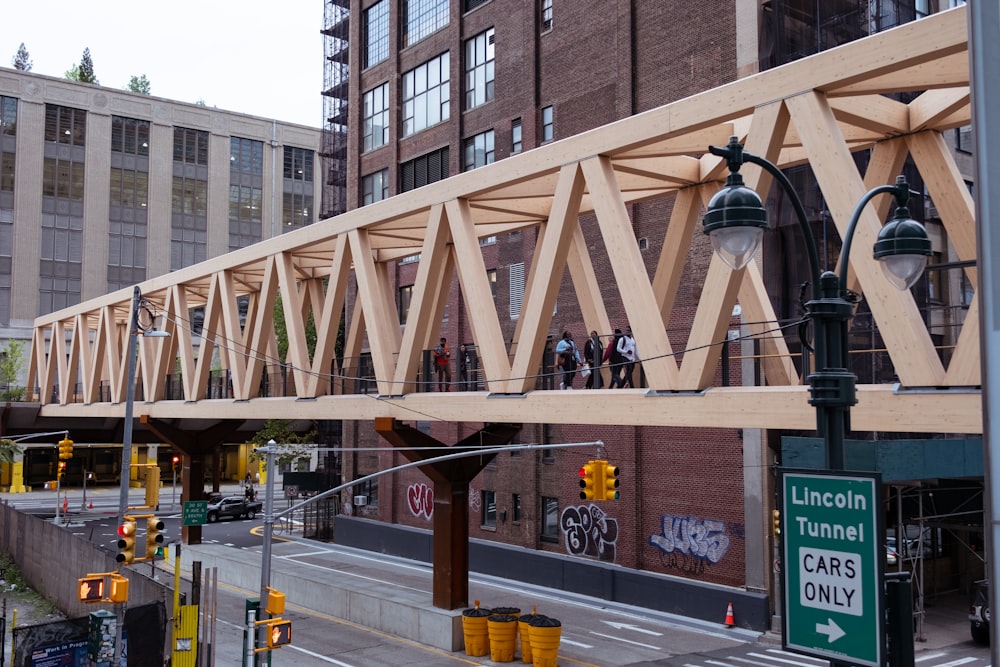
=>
[488,614,519,662]
[885,572,914,667]
[529,615,562,667]
[462,600,492,657]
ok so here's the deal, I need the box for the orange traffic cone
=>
[724,602,735,627]
[88,501,93,509]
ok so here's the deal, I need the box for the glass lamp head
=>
[873,206,932,290]
[703,171,768,270]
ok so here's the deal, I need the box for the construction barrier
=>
[462,601,491,657]
[488,614,519,662]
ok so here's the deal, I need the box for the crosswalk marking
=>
[917,653,949,663]
[933,658,979,667]
[729,655,792,667]
[588,630,660,650]
[704,659,741,667]
[765,649,826,663]
[748,652,825,667]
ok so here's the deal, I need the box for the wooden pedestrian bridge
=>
[9,6,982,444]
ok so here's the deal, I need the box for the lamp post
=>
[703,137,931,666]
[703,136,931,470]
[116,285,169,666]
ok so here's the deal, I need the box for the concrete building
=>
[0,68,322,347]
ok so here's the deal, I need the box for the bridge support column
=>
[374,418,521,610]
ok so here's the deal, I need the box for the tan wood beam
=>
[581,156,679,390]
[349,230,400,396]
[308,234,352,397]
[276,252,312,397]
[909,88,970,131]
[786,91,945,387]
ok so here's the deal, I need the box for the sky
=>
[1,1,326,127]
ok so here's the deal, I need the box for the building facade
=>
[327,0,976,623]
[0,68,322,346]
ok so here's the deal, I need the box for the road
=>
[5,487,991,666]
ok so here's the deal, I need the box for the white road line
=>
[287,644,358,666]
[728,655,784,667]
[931,658,979,667]
[748,652,825,667]
[916,653,948,663]
[588,630,661,650]
[705,659,743,667]
[558,638,593,648]
[765,649,827,663]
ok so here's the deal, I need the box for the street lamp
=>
[703,136,931,471]
[115,285,169,666]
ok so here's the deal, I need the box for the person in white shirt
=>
[616,326,639,388]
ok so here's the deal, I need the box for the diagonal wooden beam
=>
[581,155,679,389]
[308,234,352,397]
[349,229,401,396]
[786,90,944,387]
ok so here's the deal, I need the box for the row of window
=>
[364,0,553,68]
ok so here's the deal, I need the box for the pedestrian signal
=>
[267,619,292,648]
[110,575,129,603]
[78,576,105,602]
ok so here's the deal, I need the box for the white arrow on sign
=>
[816,618,846,643]
[600,620,663,636]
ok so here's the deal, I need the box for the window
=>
[509,262,524,319]
[541,106,553,142]
[511,118,522,154]
[229,139,264,251]
[0,96,16,136]
[464,28,495,110]
[487,268,497,300]
[284,146,314,182]
[957,125,973,153]
[110,169,149,209]
[402,52,450,137]
[42,159,84,200]
[511,493,521,521]
[481,490,497,528]
[540,496,559,540]
[173,127,208,165]
[283,147,315,231]
[363,83,390,152]
[463,130,495,171]
[465,0,490,10]
[356,478,379,507]
[541,0,553,31]
[364,0,389,68]
[399,285,413,325]
[403,0,449,48]
[44,104,85,146]
[0,153,13,192]
[362,169,389,205]
[111,116,150,156]
[400,146,450,192]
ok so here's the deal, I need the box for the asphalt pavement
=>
[2,483,986,666]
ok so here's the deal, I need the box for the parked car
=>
[206,495,262,522]
[970,579,990,644]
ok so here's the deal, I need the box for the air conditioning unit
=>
[353,495,368,506]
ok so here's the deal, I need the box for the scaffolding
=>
[320,0,349,219]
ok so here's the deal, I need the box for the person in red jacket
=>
[433,337,451,391]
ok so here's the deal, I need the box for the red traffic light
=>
[268,619,292,647]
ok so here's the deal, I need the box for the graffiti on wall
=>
[560,503,619,562]
[649,513,733,574]
[407,482,434,519]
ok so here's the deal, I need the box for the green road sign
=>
[182,500,208,526]
[780,470,883,667]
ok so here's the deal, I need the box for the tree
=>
[78,48,98,84]
[126,74,151,95]
[248,419,317,470]
[64,64,80,81]
[0,339,27,401]
[0,438,22,464]
[11,43,32,71]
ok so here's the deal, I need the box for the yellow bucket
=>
[488,614,518,662]
[462,602,491,657]
[529,616,562,667]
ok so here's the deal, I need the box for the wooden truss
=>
[27,6,980,434]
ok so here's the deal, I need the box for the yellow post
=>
[8,458,26,493]
[172,606,199,667]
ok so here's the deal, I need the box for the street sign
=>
[182,500,208,526]
[781,469,883,667]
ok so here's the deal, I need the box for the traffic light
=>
[172,455,180,472]
[579,460,601,500]
[145,517,164,559]
[772,509,781,537]
[78,576,105,603]
[58,460,67,478]
[267,619,292,648]
[116,519,137,564]
[109,575,129,603]
[265,588,286,615]
[602,462,620,500]
[58,437,74,460]
[144,465,160,509]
